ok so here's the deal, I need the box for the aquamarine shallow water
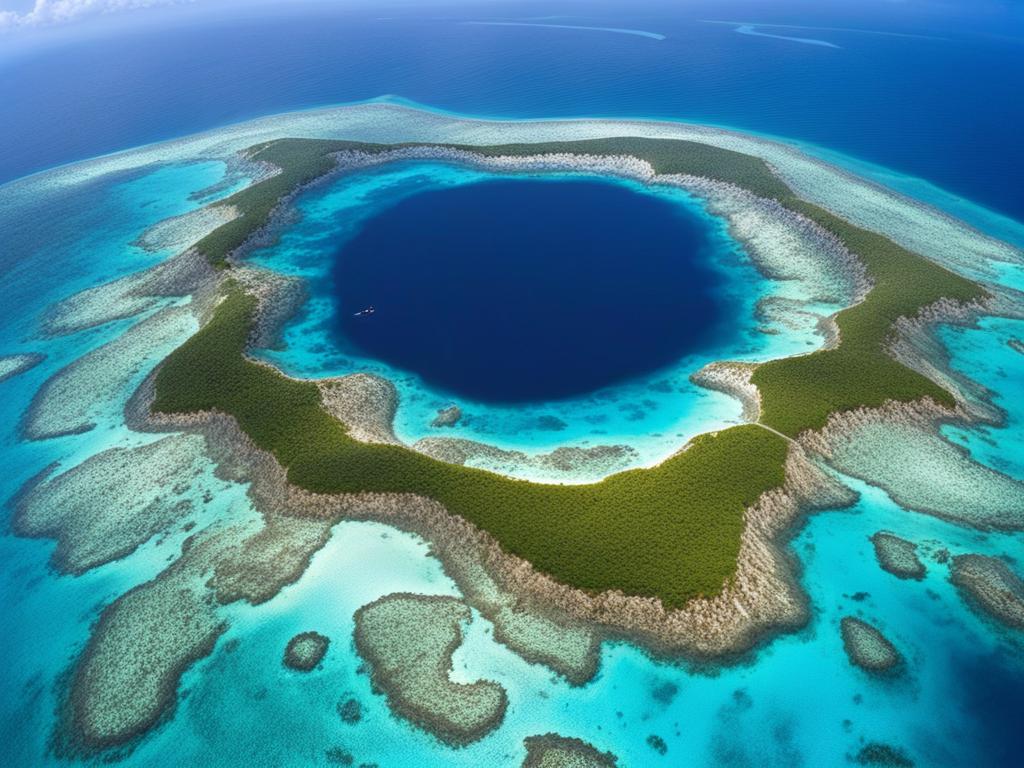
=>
[0,119,1022,767]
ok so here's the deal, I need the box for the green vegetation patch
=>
[153,284,787,606]
[158,131,989,606]
[750,200,985,436]
[195,138,379,268]
[450,136,794,201]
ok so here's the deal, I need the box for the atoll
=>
[18,105,1024,752]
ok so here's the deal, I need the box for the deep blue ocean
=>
[333,178,725,402]
[2,4,1024,767]
[2,0,1023,221]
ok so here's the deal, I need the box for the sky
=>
[0,0,191,28]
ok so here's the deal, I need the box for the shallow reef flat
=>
[65,528,234,752]
[0,352,44,383]
[24,305,197,440]
[353,593,508,745]
[808,403,1024,530]
[134,204,239,255]
[521,733,618,768]
[13,433,208,574]
[40,248,213,337]
[413,437,641,482]
[949,554,1024,630]
[319,368,642,482]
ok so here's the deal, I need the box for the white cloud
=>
[0,0,193,29]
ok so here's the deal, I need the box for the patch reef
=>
[870,532,926,581]
[949,554,1024,630]
[353,593,508,745]
[840,617,903,674]
[0,352,44,383]
[283,631,330,671]
[521,733,619,768]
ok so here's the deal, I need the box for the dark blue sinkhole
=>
[331,178,731,403]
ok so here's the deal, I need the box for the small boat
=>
[353,305,376,318]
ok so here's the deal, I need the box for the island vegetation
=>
[151,133,986,608]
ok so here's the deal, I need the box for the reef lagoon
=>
[1,98,1023,768]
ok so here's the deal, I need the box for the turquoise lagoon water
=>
[0,131,1022,768]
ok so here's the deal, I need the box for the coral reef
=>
[13,433,207,574]
[41,248,213,336]
[690,361,761,421]
[283,631,330,671]
[67,528,234,751]
[135,204,239,254]
[430,405,462,428]
[352,593,507,745]
[319,373,400,445]
[949,554,1024,630]
[337,696,361,724]
[840,617,902,674]
[854,742,914,767]
[413,436,640,482]
[206,509,335,606]
[24,305,197,439]
[804,400,1024,530]
[0,352,44,383]
[870,532,926,581]
[522,733,618,768]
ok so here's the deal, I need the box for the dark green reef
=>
[153,136,986,608]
